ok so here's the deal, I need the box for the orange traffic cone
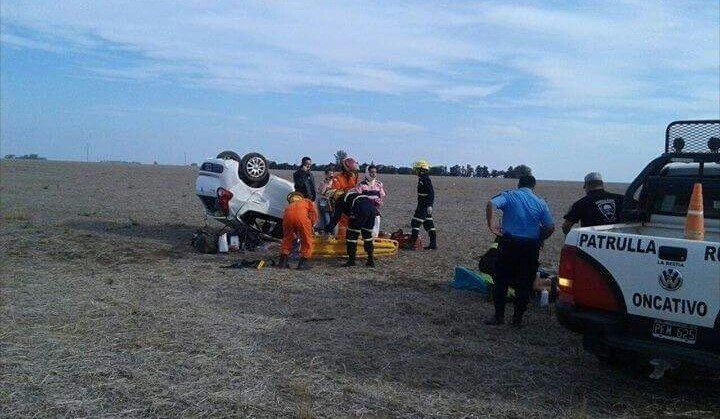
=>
[684,183,704,241]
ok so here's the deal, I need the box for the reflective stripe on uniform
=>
[429,228,436,231]
[418,193,428,196]
[424,217,433,221]
[361,228,374,232]
[411,227,420,231]
[364,238,374,242]
[347,228,361,233]
[351,194,372,208]
[412,217,424,222]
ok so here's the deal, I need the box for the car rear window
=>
[646,177,720,219]
[200,162,224,173]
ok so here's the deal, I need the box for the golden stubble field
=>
[1,160,718,417]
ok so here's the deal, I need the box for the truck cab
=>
[557,120,720,371]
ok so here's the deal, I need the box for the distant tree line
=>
[267,149,533,179]
[4,154,46,160]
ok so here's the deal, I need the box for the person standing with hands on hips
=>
[485,175,554,328]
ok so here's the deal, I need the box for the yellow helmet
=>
[413,159,430,172]
[287,191,304,203]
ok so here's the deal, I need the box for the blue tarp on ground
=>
[450,266,493,295]
[450,266,516,299]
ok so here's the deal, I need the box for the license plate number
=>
[652,320,697,344]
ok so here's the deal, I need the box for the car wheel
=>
[216,150,242,162]
[240,152,270,187]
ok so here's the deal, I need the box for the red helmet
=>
[342,157,358,172]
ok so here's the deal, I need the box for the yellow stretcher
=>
[312,236,399,258]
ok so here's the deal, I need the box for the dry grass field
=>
[1,160,718,417]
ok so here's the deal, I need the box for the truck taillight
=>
[558,245,621,312]
[217,187,233,215]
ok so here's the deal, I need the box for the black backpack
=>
[478,240,499,277]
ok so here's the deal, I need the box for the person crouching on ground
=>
[324,189,377,267]
[278,192,318,270]
[352,164,386,237]
[485,175,555,327]
[409,159,437,250]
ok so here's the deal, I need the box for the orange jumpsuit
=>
[281,198,318,258]
[330,171,359,239]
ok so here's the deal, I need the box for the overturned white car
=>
[196,151,293,239]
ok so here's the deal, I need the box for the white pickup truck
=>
[557,120,720,372]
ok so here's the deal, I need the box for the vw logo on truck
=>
[658,268,683,291]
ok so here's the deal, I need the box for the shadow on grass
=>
[66,219,204,248]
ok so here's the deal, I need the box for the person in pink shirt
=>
[353,165,386,236]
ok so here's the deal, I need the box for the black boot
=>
[424,230,437,250]
[364,240,375,267]
[277,254,290,269]
[297,257,311,270]
[343,242,357,267]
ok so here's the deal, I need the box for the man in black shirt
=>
[293,156,316,201]
[563,172,624,234]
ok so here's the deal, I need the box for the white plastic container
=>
[218,233,229,253]
[229,235,240,251]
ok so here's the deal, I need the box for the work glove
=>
[426,206,433,216]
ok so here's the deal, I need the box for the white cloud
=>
[1,1,718,180]
[301,114,426,134]
[1,0,717,112]
[434,84,505,101]
[0,33,62,53]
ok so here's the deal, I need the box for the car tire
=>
[239,152,270,188]
[216,150,242,162]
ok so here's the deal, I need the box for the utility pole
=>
[184,152,188,165]
[85,143,90,162]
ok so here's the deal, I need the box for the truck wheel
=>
[240,152,270,188]
[216,150,242,162]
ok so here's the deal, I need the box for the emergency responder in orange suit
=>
[330,156,360,239]
[278,192,317,270]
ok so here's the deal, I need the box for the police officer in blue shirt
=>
[485,175,555,327]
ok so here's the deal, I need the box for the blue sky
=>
[1,1,718,181]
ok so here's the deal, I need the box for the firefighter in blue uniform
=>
[409,159,437,250]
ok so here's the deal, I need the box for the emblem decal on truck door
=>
[658,268,683,291]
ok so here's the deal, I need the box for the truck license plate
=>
[652,320,697,344]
